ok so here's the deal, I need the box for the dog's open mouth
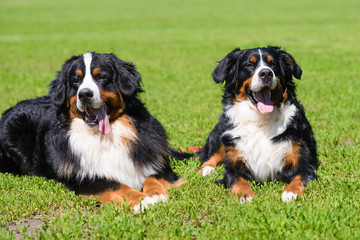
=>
[81,106,111,135]
[248,88,274,114]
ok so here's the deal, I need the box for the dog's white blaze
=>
[224,101,297,182]
[68,118,157,190]
[251,49,277,92]
[77,52,102,111]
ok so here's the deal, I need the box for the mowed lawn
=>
[0,0,359,239]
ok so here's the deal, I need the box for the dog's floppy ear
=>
[212,48,242,86]
[49,56,79,107]
[49,75,66,107]
[272,47,302,80]
[282,51,302,80]
[110,54,142,96]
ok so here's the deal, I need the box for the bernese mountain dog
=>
[0,52,187,212]
[197,46,318,203]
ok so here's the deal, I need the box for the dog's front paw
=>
[197,166,215,177]
[238,196,253,204]
[235,193,253,204]
[281,191,297,202]
[149,194,167,203]
[133,194,167,213]
[133,196,157,213]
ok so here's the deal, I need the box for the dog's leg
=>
[138,176,186,212]
[142,177,169,200]
[86,184,153,213]
[231,177,255,204]
[281,142,306,202]
[281,175,305,202]
[142,176,186,201]
[197,145,225,176]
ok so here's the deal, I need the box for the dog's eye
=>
[97,75,106,81]
[268,61,276,69]
[73,77,81,84]
[246,63,254,68]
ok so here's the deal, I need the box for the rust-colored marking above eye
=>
[76,70,83,78]
[267,55,273,62]
[249,56,256,63]
[92,67,101,76]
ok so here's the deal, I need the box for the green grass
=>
[1,0,360,239]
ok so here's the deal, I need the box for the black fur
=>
[0,52,187,195]
[200,46,318,191]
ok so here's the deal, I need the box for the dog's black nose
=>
[78,88,94,103]
[258,68,273,82]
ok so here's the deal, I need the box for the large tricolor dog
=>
[197,46,318,202]
[0,52,187,212]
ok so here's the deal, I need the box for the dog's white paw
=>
[151,194,167,203]
[281,191,297,202]
[201,166,215,177]
[239,196,252,204]
[133,197,155,213]
[133,195,167,213]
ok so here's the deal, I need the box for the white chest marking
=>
[224,101,297,182]
[68,118,157,190]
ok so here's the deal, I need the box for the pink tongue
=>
[94,107,111,135]
[255,90,274,114]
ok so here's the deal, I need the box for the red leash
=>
[178,146,202,153]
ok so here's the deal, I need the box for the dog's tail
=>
[170,147,201,160]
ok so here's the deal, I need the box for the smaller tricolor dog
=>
[0,52,187,212]
[197,46,318,202]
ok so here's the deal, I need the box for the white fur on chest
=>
[224,101,297,182]
[68,118,157,190]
